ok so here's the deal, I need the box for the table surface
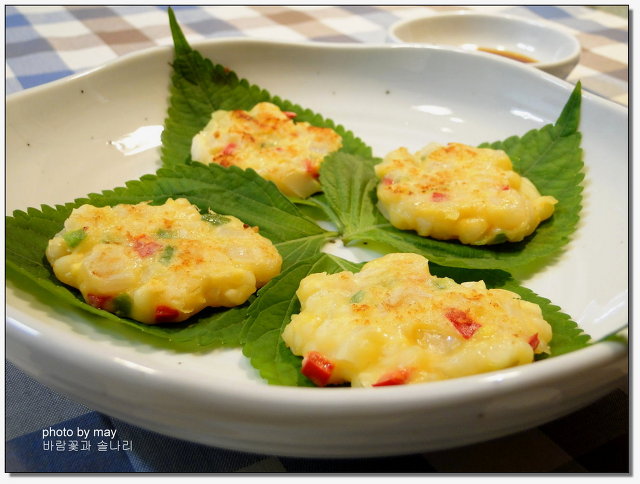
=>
[5,5,630,474]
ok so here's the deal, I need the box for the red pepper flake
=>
[131,234,162,258]
[501,185,510,191]
[304,159,320,179]
[528,333,540,350]
[372,368,411,387]
[222,142,237,156]
[351,303,370,313]
[445,308,481,339]
[431,192,448,202]
[382,177,393,186]
[235,111,253,122]
[283,111,297,119]
[87,293,112,310]
[155,305,180,323]
[301,351,334,387]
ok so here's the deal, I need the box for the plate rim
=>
[6,37,627,116]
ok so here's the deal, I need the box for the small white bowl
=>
[389,11,581,78]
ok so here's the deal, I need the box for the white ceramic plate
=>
[6,39,628,458]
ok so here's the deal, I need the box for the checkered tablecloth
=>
[5,5,630,474]
[5,5,629,104]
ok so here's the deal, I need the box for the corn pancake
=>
[191,102,342,198]
[45,198,282,324]
[282,253,552,387]
[375,142,557,245]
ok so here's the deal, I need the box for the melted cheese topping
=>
[282,253,552,387]
[191,102,342,198]
[375,142,557,245]
[45,198,282,324]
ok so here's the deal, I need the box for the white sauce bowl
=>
[388,11,581,78]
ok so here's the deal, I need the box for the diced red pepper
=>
[222,142,237,156]
[304,159,320,179]
[372,368,411,387]
[131,234,162,258]
[528,333,540,350]
[501,185,510,191]
[445,308,481,339]
[87,293,112,310]
[155,305,180,323]
[431,192,448,202]
[283,111,297,119]
[301,351,334,387]
[382,177,393,186]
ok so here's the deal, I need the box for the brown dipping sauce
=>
[477,47,537,64]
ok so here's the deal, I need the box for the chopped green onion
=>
[202,212,230,225]
[350,290,366,303]
[156,228,175,239]
[432,279,449,290]
[489,232,508,244]
[160,245,175,264]
[112,294,132,317]
[63,229,86,248]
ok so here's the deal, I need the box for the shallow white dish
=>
[6,39,628,458]
[388,11,581,78]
